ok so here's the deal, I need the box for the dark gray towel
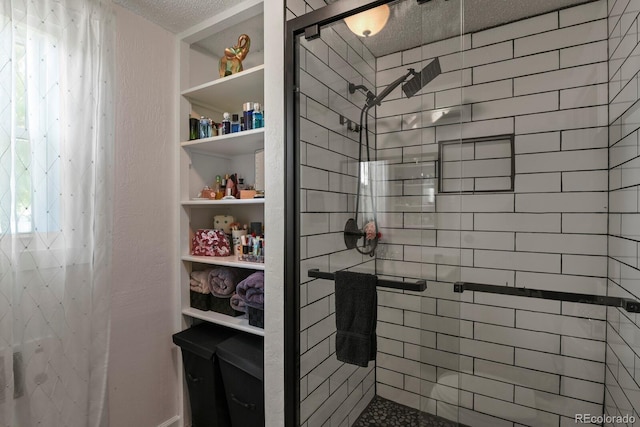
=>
[334,270,377,367]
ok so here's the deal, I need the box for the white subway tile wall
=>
[607,0,640,423]
[373,0,612,424]
[292,1,379,425]
[289,0,640,426]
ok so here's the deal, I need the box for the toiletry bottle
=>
[252,103,264,129]
[214,175,224,199]
[240,117,245,131]
[199,116,208,139]
[231,114,241,133]
[221,112,231,135]
[189,116,199,140]
[243,102,253,130]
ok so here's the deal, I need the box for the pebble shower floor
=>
[353,396,468,427]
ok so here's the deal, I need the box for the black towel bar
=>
[307,269,427,292]
[454,281,640,313]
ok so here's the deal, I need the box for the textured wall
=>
[109,5,179,426]
[606,0,640,424]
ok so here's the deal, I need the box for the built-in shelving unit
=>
[177,0,265,321]
[175,0,267,424]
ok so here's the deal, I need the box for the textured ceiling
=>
[114,0,598,57]
[112,0,239,34]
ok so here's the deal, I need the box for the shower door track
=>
[307,269,428,292]
[454,281,640,313]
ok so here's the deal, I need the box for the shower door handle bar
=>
[453,281,640,313]
[307,269,427,292]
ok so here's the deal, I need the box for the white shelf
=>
[182,254,265,270]
[181,128,264,157]
[182,307,264,336]
[182,198,265,206]
[181,64,264,113]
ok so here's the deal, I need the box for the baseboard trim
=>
[157,415,180,427]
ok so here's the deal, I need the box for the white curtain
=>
[0,0,114,425]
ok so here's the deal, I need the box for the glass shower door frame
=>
[285,1,459,424]
[284,3,396,426]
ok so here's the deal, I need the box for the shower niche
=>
[287,0,638,426]
[437,134,515,193]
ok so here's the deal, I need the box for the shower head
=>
[365,57,442,109]
[402,57,441,98]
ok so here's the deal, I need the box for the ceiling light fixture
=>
[344,4,390,37]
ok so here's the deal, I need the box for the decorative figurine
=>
[219,34,251,77]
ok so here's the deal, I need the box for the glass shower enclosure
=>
[286,0,465,425]
[285,0,640,426]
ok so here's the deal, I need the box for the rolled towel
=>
[190,270,212,294]
[209,267,252,297]
[230,292,246,313]
[236,271,265,308]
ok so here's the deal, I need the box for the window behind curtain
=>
[2,23,61,234]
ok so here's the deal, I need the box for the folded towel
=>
[334,270,377,367]
[190,284,210,294]
[230,292,246,313]
[209,267,252,297]
[190,270,212,294]
[236,271,265,308]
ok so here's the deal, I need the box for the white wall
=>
[265,0,286,425]
[109,5,179,426]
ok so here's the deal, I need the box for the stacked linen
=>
[190,269,212,310]
[230,271,264,313]
[190,269,212,293]
[209,267,252,297]
[189,267,252,315]
[208,267,252,317]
